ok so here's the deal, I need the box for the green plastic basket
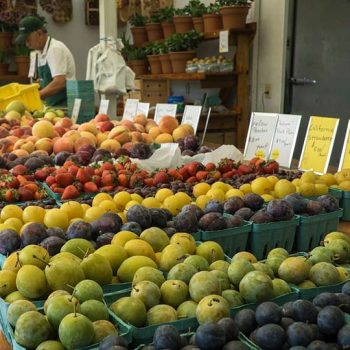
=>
[329,187,350,221]
[200,221,252,257]
[229,287,299,317]
[295,280,348,300]
[249,216,299,260]
[107,289,198,347]
[294,209,343,252]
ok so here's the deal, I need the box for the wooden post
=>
[236,33,251,148]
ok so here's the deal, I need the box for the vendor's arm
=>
[39,75,66,99]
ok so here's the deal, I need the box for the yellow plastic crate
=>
[0,83,43,112]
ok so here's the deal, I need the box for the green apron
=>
[38,37,67,107]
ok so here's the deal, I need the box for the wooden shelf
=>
[203,23,257,40]
[138,71,235,81]
[0,73,29,81]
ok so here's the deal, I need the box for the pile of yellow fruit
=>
[333,168,350,191]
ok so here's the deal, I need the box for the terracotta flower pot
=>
[15,56,30,76]
[0,32,13,51]
[192,17,204,33]
[128,60,149,76]
[219,5,250,30]
[203,13,223,33]
[146,23,164,42]
[173,16,194,34]
[161,22,176,39]
[131,26,148,47]
[147,55,162,74]
[169,51,196,73]
[159,54,172,74]
[0,63,9,75]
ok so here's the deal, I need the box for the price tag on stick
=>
[201,107,212,145]
[136,102,150,117]
[122,99,139,120]
[298,116,339,174]
[154,104,178,123]
[339,120,350,171]
[98,99,110,115]
[181,105,202,134]
[219,30,229,53]
[71,98,82,124]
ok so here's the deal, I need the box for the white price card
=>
[219,30,229,53]
[154,104,178,123]
[71,98,82,124]
[98,99,110,115]
[244,112,279,160]
[136,102,150,117]
[181,105,202,134]
[122,99,139,120]
[269,114,302,168]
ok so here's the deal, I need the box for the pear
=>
[80,254,113,285]
[58,313,94,349]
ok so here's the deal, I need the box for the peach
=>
[142,133,153,144]
[63,130,80,143]
[149,126,161,139]
[120,119,136,131]
[96,132,108,146]
[11,149,29,157]
[0,126,9,138]
[14,139,35,153]
[20,115,33,127]
[53,137,74,154]
[74,137,95,152]
[133,114,148,126]
[134,123,145,133]
[56,117,73,129]
[80,131,97,146]
[10,128,24,138]
[122,142,134,152]
[155,133,174,143]
[4,111,21,122]
[6,136,18,144]
[26,136,39,143]
[0,139,14,153]
[181,123,194,135]
[78,122,98,136]
[108,126,131,145]
[145,120,157,132]
[32,120,55,139]
[131,131,143,143]
[35,138,54,154]
[99,121,114,132]
[172,126,190,141]
[100,139,121,152]
[159,116,179,134]
[94,113,109,123]
[53,125,66,137]
[21,126,32,136]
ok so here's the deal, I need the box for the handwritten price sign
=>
[299,116,339,174]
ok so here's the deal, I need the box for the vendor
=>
[15,16,76,107]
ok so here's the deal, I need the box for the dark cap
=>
[15,16,46,45]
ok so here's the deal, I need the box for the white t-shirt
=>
[34,36,76,80]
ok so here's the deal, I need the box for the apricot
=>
[78,122,98,135]
[134,123,145,133]
[159,116,179,134]
[63,130,80,143]
[96,132,108,146]
[100,139,121,152]
[145,120,157,133]
[131,131,143,143]
[149,126,161,139]
[32,120,55,139]
[80,131,97,146]
[133,114,148,126]
[53,137,74,154]
[172,126,190,141]
[35,138,53,154]
[155,133,173,143]
[181,123,194,135]
[142,133,153,144]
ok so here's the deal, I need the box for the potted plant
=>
[159,7,175,39]
[0,50,8,75]
[15,45,30,77]
[187,0,206,33]
[203,3,223,34]
[145,43,163,74]
[0,7,18,51]
[173,8,193,34]
[218,0,252,30]
[130,13,148,48]
[145,11,164,43]
[122,42,149,76]
[157,43,172,74]
[166,30,203,73]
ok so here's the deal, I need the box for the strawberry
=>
[167,168,183,181]
[2,175,20,189]
[205,163,216,172]
[92,175,101,187]
[196,171,209,181]
[55,167,68,175]
[73,181,83,192]
[118,174,129,188]
[217,158,235,173]
[84,181,99,192]
[100,186,114,192]
[67,164,79,177]
[11,164,27,176]
[237,164,254,175]
[85,167,96,177]
[115,163,124,171]
[76,168,92,184]
[263,160,279,174]
[210,171,222,181]
[185,162,205,176]
[144,178,154,186]
[178,167,190,180]
[153,171,169,186]
[101,173,117,187]
[18,187,34,201]
[223,170,237,178]
[254,159,266,174]
[4,189,19,202]
[100,162,114,172]
[186,176,197,183]
[34,168,50,182]
[61,185,80,200]
[55,173,74,187]
[249,157,261,165]
[130,174,144,188]
[125,162,138,172]
[46,175,56,186]
[54,188,65,193]
[63,160,76,168]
